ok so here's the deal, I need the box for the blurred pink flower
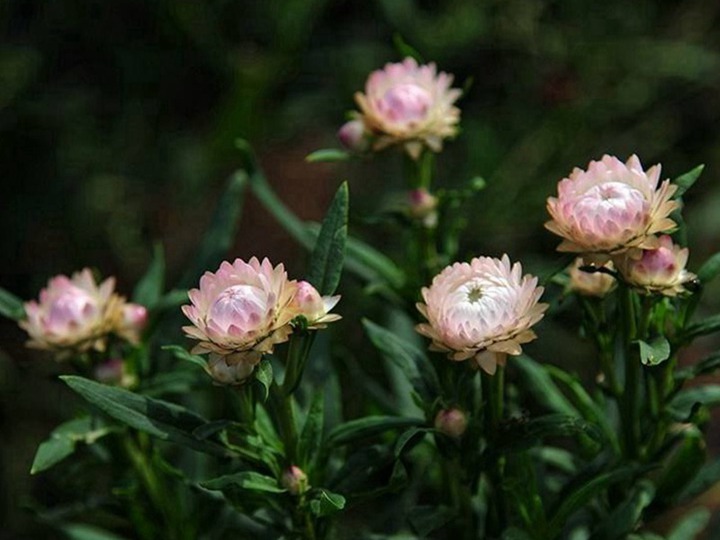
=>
[94,358,137,388]
[408,188,439,227]
[116,303,148,344]
[353,57,461,158]
[20,268,123,355]
[337,119,368,152]
[568,258,616,297]
[288,281,341,329]
[181,257,298,383]
[546,155,678,262]
[416,255,547,375]
[616,235,696,296]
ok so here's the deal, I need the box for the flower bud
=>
[289,281,341,329]
[568,258,615,297]
[282,465,310,495]
[337,120,367,152]
[408,188,438,227]
[116,303,148,344]
[93,358,136,388]
[207,353,258,386]
[434,408,468,438]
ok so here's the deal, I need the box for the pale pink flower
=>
[353,57,462,158]
[115,303,148,344]
[288,281,341,329]
[281,465,310,495]
[546,155,679,262]
[568,258,616,297]
[20,268,123,355]
[337,119,368,152]
[434,408,468,438]
[181,257,299,383]
[615,235,696,296]
[416,255,547,375]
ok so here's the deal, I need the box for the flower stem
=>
[270,381,298,463]
[620,286,640,459]
[482,366,507,535]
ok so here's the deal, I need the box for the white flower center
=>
[210,285,271,334]
[382,83,432,124]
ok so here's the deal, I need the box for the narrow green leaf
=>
[0,287,25,320]
[591,480,655,540]
[515,355,578,417]
[677,352,720,379]
[496,414,602,454]
[679,314,720,342]
[32,436,75,475]
[201,471,285,493]
[500,528,533,540]
[31,417,113,474]
[307,182,348,295]
[60,523,128,540]
[408,505,456,537]
[668,385,720,420]
[309,488,346,517]
[178,171,247,288]
[697,252,720,285]
[298,391,324,470]
[61,376,227,457]
[162,345,208,371]
[327,416,425,446]
[673,164,704,198]
[132,243,165,307]
[305,149,350,163]
[392,34,424,62]
[677,455,720,502]
[666,508,710,540]
[394,427,430,458]
[152,289,189,312]
[547,467,639,537]
[655,427,705,504]
[363,319,441,402]
[637,337,671,366]
[253,359,273,402]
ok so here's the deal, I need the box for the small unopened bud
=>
[434,408,468,438]
[94,358,136,388]
[282,465,309,495]
[408,188,439,228]
[337,120,367,152]
[207,353,257,385]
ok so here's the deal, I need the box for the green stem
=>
[482,367,507,536]
[270,382,298,463]
[282,332,316,395]
[620,286,641,460]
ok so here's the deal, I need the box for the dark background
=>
[3,1,720,536]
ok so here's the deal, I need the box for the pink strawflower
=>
[20,268,123,356]
[416,255,547,375]
[181,257,299,383]
[568,258,616,298]
[116,303,148,344]
[353,57,462,158]
[337,119,368,152]
[615,235,696,296]
[288,281,341,329]
[434,408,468,438]
[546,155,679,262]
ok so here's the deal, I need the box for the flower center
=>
[47,288,96,333]
[466,286,484,304]
[382,83,432,124]
[210,285,270,333]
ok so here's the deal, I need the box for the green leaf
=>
[363,319,441,402]
[666,508,710,540]
[298,391,324,470]
[253,359,273,402]
[307,182,348,295]
[305,149,350,163]
[655,427,706,504]
[408,505,456,537]
[201,471,285,493]
[677,455,720,502]
[31,417,113,474]
[496,414,602,454]
[673,164,704,198]
[309,488,346,517]
[162,345,208,371]
[679,314,720,342]
[677,352,720,379]
[697,251,720,285]
[327,416,425,447]
[547,466,640,538]
[152,289,189,312]
[500,528,533,540]
[392,33,424,62]
[591,481,655,540]
[60,523,128,540]
[132,243,165,307]
[514,355,578,417]
[394,427,431,458]
[178,171,247,288]
[0,286,25,320]
[61,376,228,457]
[637,337,671,366]
[668,385,720,420]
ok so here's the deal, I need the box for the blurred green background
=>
[3,0,720,537]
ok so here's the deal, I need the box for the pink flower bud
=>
[546,155,679,262]
[408,188,438,227]
[434,408,468,438]
[616,235,696,296]
[289,281,341,329]
[416,255,547,375]
[116,303,148,344]
[568,258,616,297]
[282,465,309,495]
[337,120,367,152]
[93,358,136,388]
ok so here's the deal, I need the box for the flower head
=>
[353,58,462,158]
[20,268,123,356]
[288,281,341,329]
[416,255,547,375]
[181,257,299,383]
[615,235,696,296]
[408,188,439,227]
[568,258,616,297]
[337,119,368,152]
[546,155,679,262]
[434,408,468,438]
[116,303,148,344]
